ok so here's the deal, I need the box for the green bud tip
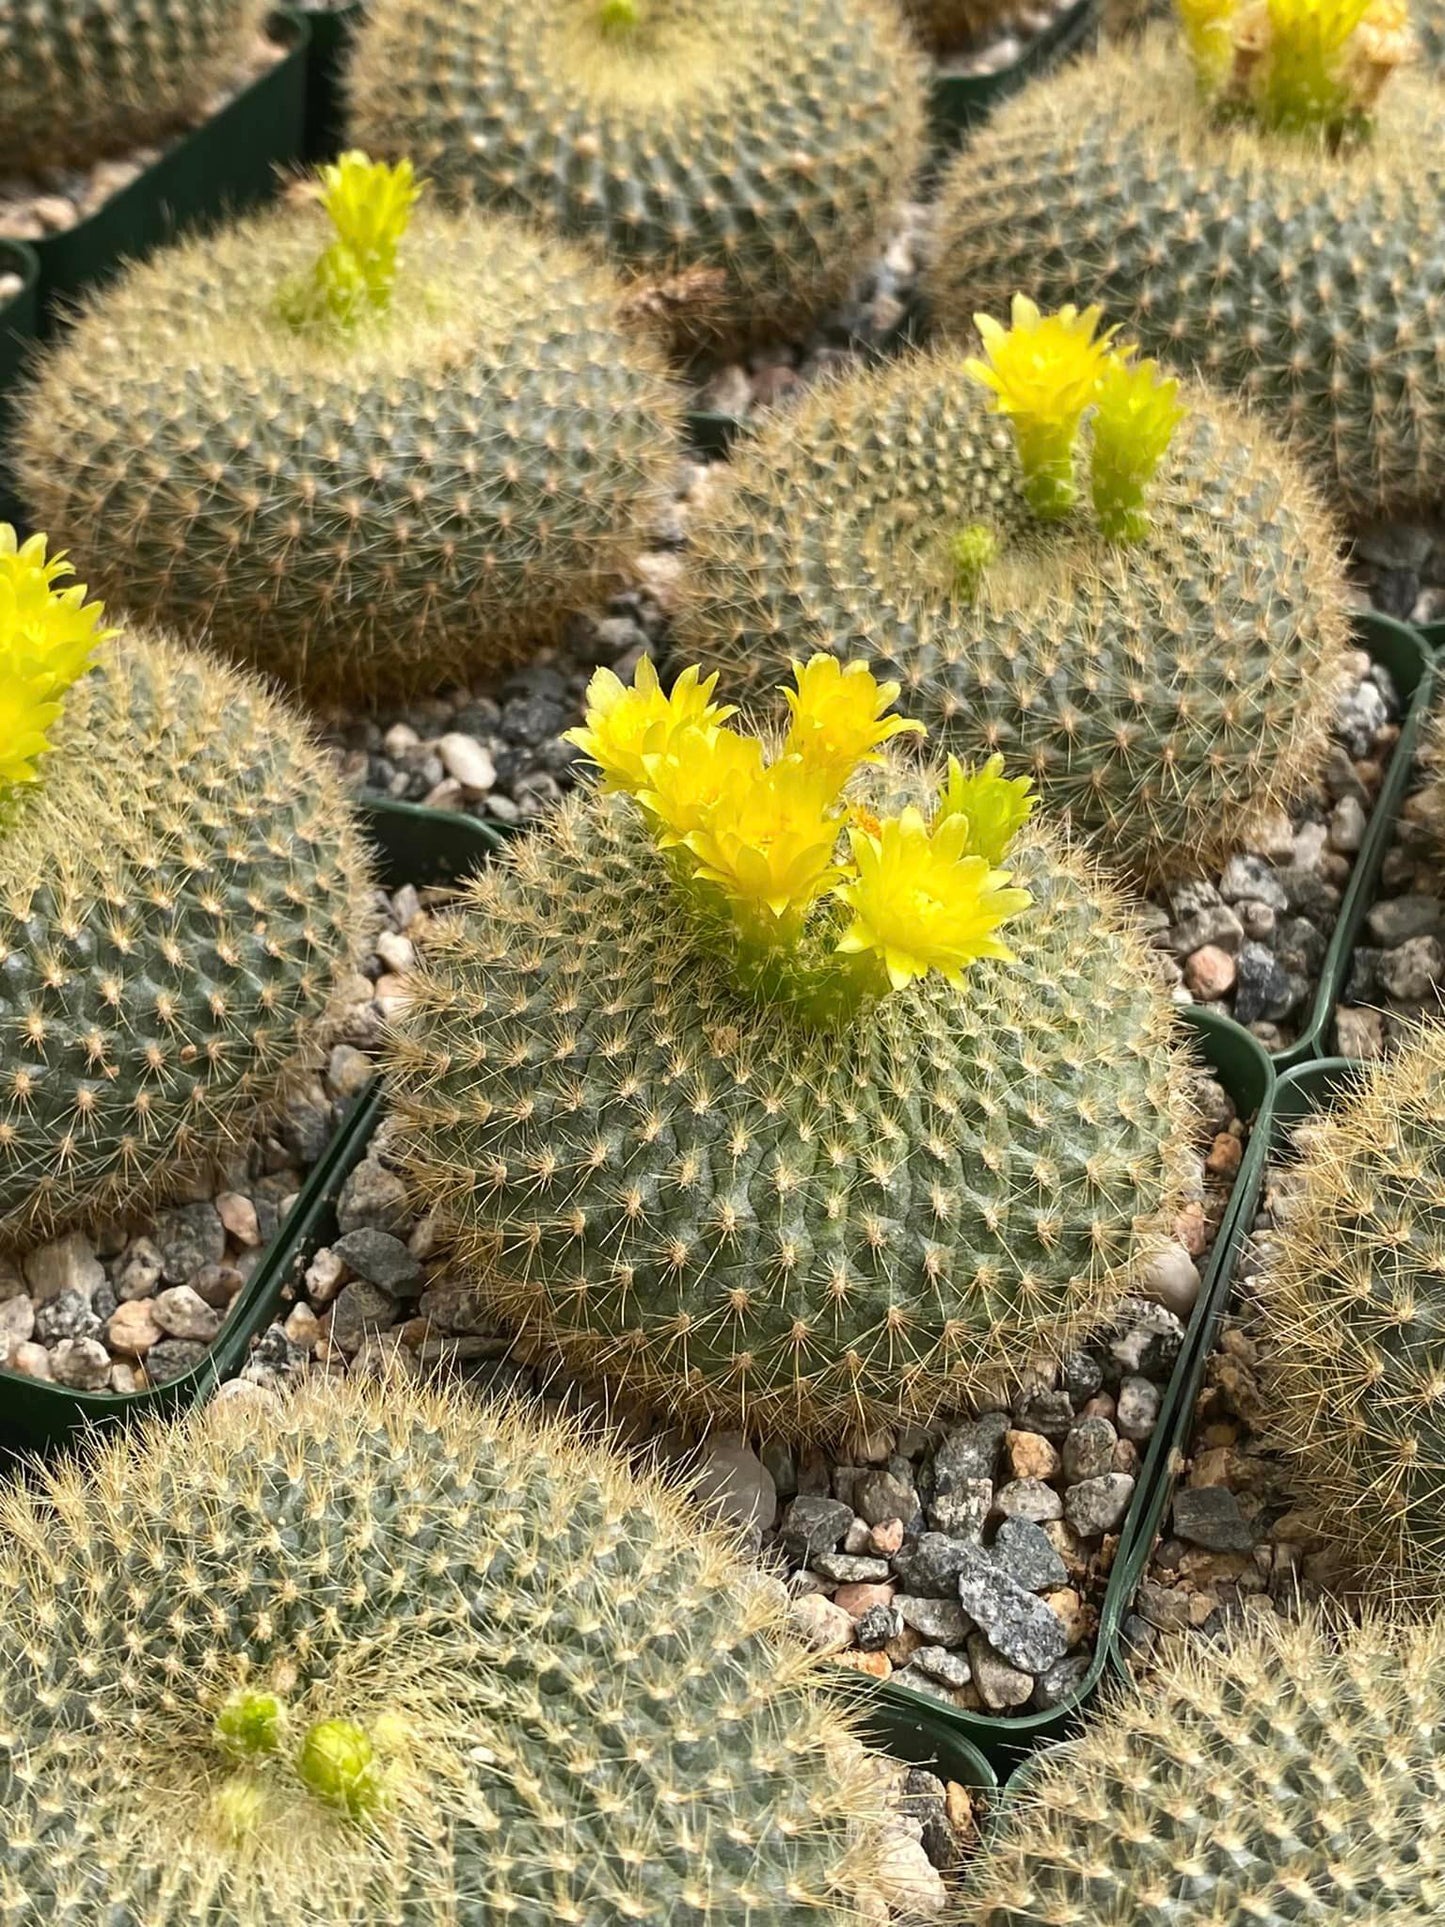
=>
[948,524,998,599]
[599,0,642,30]
[298,1718,383,1819]
[215,1691,286,1759]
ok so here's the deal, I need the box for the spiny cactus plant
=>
[1252,1018,1445,1594]
[927,7,1445,518]
[964,1604,1445,1925]
[0,1369,900,1924]
[0,526,371,1247]
[900,0,1019,52]
[676,307,1349,884]
[347,0,927,353]
[386,653,1196,1438]
[16,154,682,703]
[0,0,268,174]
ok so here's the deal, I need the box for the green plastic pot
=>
[285,1,365,162]
[0,796,498,1461]
[0,239,39,526]
[926,0,1097,159]
[874,1003,1275,1770]
[1420,620,1445,658]
[1317,613,1437,1060]
[9,12,308,334]
[842,1677,998,1798]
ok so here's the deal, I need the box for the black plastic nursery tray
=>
[0,239,38,527]
[7,11,308,332]
[284,1,365,162]
[927,0,1096,159]
[0,796,498,1460]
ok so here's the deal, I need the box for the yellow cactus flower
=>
[637,722,766,845]
[680,754,844,927]
[281,152,425,332]
[936,754,1036,866]
[782,655,925,794]
[1178,0,1237,90]
[564,657,736,797]
[1222,0,1410,131]
[965,295,1118,521]
[835,807,1032,991]
[1089,352,1186,543]
[0,525,113,797]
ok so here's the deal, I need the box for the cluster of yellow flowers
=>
[966,295,1184,542]
[0,525,112,801]
[1179,0,1414,133]
[279,152,424,334]
[566,655,1034,1001]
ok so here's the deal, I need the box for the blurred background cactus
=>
[1252,1019,1445,1594]
[347,0,927,353]
[16,157,682,703]
[0,0,267,174]
[0,527,370,1246]
[386,655,1196,1437]
[965,1606,1445,1924]
[676,315,1349,884]
[928,7,1445,517]
[0,1371,900,1922]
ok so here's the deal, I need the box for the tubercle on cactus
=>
[0,525,113,808]
[1178,0,1416,137]
[964,293,1184,540]
[563,654,1035,1019]
[277,152,426,334]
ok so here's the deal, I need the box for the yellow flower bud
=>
[782,654,924,795]
[280,152,425,332]
[936,754,1035,866]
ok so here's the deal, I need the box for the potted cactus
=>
[385,650,1198,1438]
[677,297,1351,890]
[0,5,310,323]
[928,0,1445,519]
[347,0,927,355]
[15,152,683,704]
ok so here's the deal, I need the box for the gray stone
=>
[49,1336,112,1389]
[1328,795,1368,853]
[855,1604,899,1651]
[1166,904,1244,957]
[760,1441,798,1499]
[954,1543,1069,1673]
[24,1232,104,1306]
[1366,894,1443,947]
[890,1666,960,1707]
[416,1276,499,1334]
[0,1292,35,1354]
[853,1467,921,1529]
[1062,1417,1118,1484]
[328,1281,399,1356]
[190,1264,244,1308]
[994,1479,1064,1524]
[279,1094,334,1164]
[892,1532,978,1596]
[1116,1375,1162,1441]
[932,1411,1008,1486]
[1031,1653,1094,1711]
[145,1338,210,1384]
[1379,936,1444,1003]
[333,1228,422,1292]
[967,1634,1035,1709]
[33,1289,102,1345]
[336,1156,412,1236]
[1109,1298,1186,1377]
[1014,1388,1075,1438]
[155,1203,226,1285]
[115,1237,164,1301]
[1233,941,1296,1026]
[1064,1473,1136,1537]
[925,1476,992,1539]
[812,1552,893,1583]
[895,1594,973,1645]
[913,1645,974,1690]
[327,1044,376,1099]
[152,1286,224,1343]
[1218,854,1288,911]
[693,1433,777,1532]
[1061,1348,1104,1404]
[990,1517,1068,1593]
[1173,1486,1257,1551]
[779,1495,855,1560]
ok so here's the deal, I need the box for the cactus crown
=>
[1176,0,1416,135]
[564,655,1034,1018]
[0,525,112,810]
[965,294,1185,541]
[279,152,425,333]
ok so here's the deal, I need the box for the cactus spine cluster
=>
[927,17,1445,517]
[965,1605,1445,1924]
[16,158,683,703]
[0,0,268,174]
[0,528,371,1246]
[1252,1019,1445,1594]
[348,0,927,352]
[0,1371,898,1923]
[676,323,1349,884]
[386,654,1195,1438]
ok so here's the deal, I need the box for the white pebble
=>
[437,732,497,793]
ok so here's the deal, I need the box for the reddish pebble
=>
[834,1581,897,1618]
[868,1518,905,1555]
[1206,1132,1243,1179]
[1183,944,1237,999]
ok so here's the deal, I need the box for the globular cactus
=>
[0,0,269,175]
[1253,1019,1445,1595]
[964,1605,1445,1925]
[927,11,1445,519]
[0,1370,900,1924]
[16,156,683,703]
[900,0,1019,52]
[348,0,927,353]
[0,526,371,1246]
[676,317,1349,885]
[385,654,1196,1439]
